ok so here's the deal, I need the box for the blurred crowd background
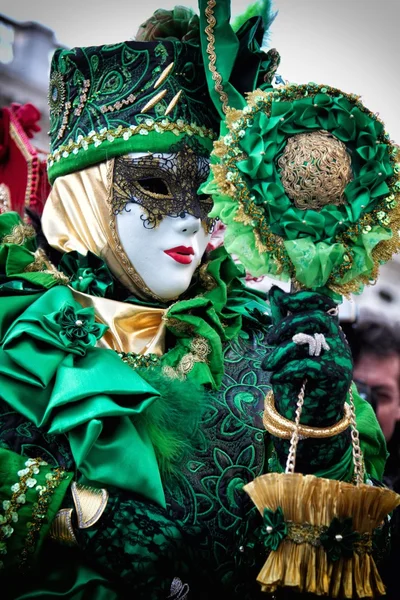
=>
[1,1,400,491]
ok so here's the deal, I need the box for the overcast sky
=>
[3,0,400,141]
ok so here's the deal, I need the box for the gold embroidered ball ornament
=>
[205,82,400,300]
[203,83,400,598]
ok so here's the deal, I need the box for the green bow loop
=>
[262,506,288,551]
[198,0,278,118]
[59,251,114,297]
[320,517,360,562]
[252,181,286,215]
[0,212,63,290]
[44,304,108,356]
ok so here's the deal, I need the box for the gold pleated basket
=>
[244,472,400,598]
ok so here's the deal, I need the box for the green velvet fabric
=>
[263,286,386,481]
[47,36,218,182]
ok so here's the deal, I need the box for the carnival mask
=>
[113,150,214,300]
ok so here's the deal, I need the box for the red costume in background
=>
[0,102,50,216]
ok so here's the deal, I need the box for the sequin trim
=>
[204,0,229,114]
[0,184,11,213]
[0,458,48,569]
[47,119,216,168]
[117,351,161,369]
[9,121,39,207]
[286,522,373,556]
[19,467,67,570]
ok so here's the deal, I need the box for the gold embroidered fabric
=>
[71,288,166,355]
[278,130,353,210]
[24,248,70,284]
[2,222,36,244]
[163,336,210,380]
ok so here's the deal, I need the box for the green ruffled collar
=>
[61,245,269,389]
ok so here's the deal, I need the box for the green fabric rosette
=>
[204,83,400,299]
[59,251,114,297]
[262,506,287,551]
[43,303,108,356]
[320,517,360,561]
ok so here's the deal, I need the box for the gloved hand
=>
[263,286,353,474]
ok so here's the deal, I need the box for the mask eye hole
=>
[136,177,171,197]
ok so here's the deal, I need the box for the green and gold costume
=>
[0,1,394,598]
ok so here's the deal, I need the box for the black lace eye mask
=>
[112,150,215,232]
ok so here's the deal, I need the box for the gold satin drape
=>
[71,289,165,355]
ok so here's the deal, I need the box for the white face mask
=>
[114,151,213,300]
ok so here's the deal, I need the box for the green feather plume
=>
[136,366,210,481]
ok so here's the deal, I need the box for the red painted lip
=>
[164,246,194,265]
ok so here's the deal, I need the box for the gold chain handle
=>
[284,380,365,483]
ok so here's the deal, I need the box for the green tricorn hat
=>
[47,2,279,184]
